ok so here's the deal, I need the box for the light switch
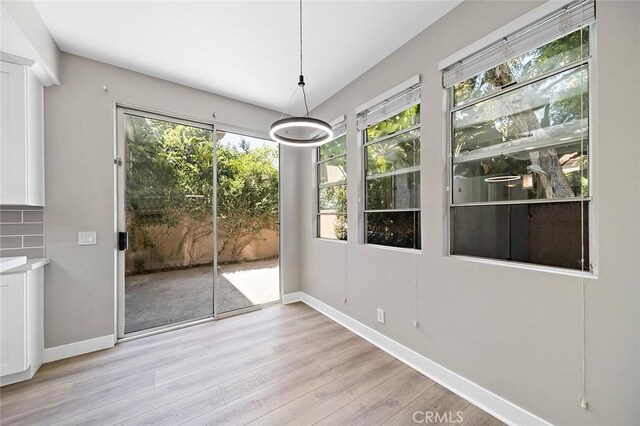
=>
[78,231,97,246]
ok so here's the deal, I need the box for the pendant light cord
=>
[299,0,310,117]
[299,0,303,77]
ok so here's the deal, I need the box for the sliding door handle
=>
[118,232,128,251]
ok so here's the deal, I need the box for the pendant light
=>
[269,0,333,147]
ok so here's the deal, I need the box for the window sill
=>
[446,255,598,279]
[316,237,347,244]
[364,243,422,255]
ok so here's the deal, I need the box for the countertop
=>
[0,258,50,275]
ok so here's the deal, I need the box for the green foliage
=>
[125,116,279,267]
[364,105,421,247]
[454,28,589,106]
[318,184,347,241]
[318,134,347,161]
[451,28,590,200]
[366,104,420,142]
[216,140,279,260]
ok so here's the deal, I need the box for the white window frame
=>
[357,77,422,251]
[315,116,347,241]
[443,11,597,277]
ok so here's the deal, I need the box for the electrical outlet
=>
[377,308,385,324]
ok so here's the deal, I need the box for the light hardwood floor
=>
[0,303,502,425]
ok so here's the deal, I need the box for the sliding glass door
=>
[215,131,280,315]
[117,109,215,335]
[116,109,281,337]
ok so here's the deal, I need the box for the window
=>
[359,84,421,249]
[317,121,347,240]
[445,0,593,270]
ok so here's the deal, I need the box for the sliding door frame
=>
[115,105,218,340]
[213,127,283,318]
[114,103,282,341]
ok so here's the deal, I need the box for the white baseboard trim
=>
[299,292,550,426]
[43,334,115,363]
[0,363,39,386]
[282,291,302,304]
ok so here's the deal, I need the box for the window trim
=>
[360,103,422,250]
[315,124,348,241]
[444,23,597,275]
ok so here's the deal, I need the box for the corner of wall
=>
[1,0,61,85]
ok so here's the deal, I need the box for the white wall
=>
[44,53,300,348]
[301,1,640,424]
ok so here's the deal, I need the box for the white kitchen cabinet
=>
[0,267,44,384]
[0,59,45,206]
[0,273,27,375]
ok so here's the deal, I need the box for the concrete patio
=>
[124,258,279,334]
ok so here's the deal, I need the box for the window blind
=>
[442,0,594,88]
[332,117,347,137]
[356,84,421,131]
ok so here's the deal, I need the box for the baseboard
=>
[299,292,550,426]
[43,334,115,363]
[0,362,39,386]
[282,291,302,304]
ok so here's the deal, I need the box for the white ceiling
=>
[34,0,460,115]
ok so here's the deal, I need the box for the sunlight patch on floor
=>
[219,258,280,305]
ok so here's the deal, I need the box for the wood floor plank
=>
[154,315,339,387]
[58,345,279,425]
[315,367,435,426]
[0,303,502,426]
[183,364,335,425]
[183,340,385,425]
[383,381,476,426]
[458,404,505,426]
[248,353,407,425]
[123,385,225,426]
[3,370,156,425]
[217,329,368,404]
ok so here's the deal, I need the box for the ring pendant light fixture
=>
[269,0,333,147]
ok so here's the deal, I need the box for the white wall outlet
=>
[377,308,385,324]
[78,231,97,246]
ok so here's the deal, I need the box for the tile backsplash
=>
[0,208,45,258]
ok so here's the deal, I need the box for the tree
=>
[125,116,279,272]
[452,28,589,199]
[216,141,279,261]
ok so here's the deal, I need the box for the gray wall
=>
[301,1,640,424]
[44,53,300,348]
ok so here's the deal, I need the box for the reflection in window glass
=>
[453,141,588,204]
[451,202,588,270]
[366,211,421,249]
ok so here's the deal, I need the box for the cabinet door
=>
[0,274,28,376]
[0,61,28,205]
[27,70,44,206]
